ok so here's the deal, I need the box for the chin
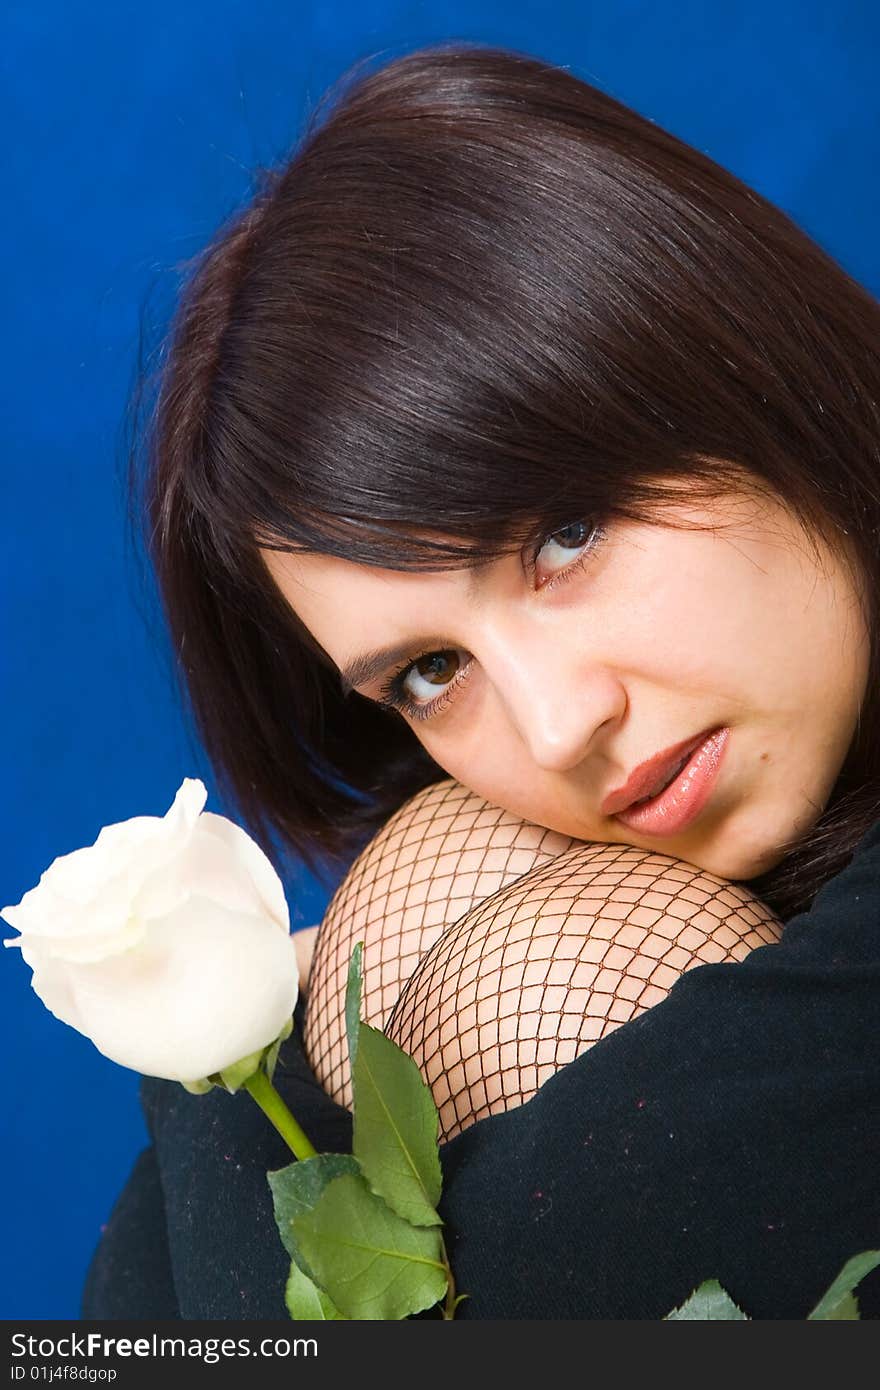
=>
[633,842,776,885]
[712,844,787,883]
[697,800,821,884]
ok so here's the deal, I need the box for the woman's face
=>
[261,483,870,881]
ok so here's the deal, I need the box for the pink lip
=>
[610,727,730,837]
[601,729,717,817]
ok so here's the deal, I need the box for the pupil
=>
[553,521,589,548]
[415,651,458,685]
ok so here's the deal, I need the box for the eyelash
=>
[376,521,609,724]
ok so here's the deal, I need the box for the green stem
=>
[440,1234,461,1320]
[244,1070,317,1160]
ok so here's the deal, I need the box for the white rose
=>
[1,778,299,1084]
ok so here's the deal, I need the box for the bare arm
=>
[294,924,320,996]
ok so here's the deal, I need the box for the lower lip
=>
[613,727,730,837]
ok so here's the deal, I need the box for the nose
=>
[479,621,626,773]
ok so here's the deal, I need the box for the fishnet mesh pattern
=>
[303,778,783,1143]
[304,779,580,1097]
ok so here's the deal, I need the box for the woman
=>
[85,43,880,1318]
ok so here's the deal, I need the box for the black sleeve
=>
[81,821,880,1320]
[80,1145,181,1320]
[436,817,880,1319]
[80,995,355,1321]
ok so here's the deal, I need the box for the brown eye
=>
[533,519,602,586]
[550,521,592,549]
[409,651,461,688]
[378,647,473,722]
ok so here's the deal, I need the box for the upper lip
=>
[601,729,715,817]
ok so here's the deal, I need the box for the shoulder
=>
[436,819,880,1318]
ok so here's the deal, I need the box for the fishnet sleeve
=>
[303,779,782,1142]
[304,778,581,1100]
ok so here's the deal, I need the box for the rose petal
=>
[196,813,290,932]
[1,779,211,947]
[27,895,299,1081]
[131,813,286,929]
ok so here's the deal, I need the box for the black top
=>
[81,818,880,1320]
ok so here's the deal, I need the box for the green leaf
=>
[665,1279,749,1320]
[807,1250,880,1320]
[216,1047,264,1094]
[284,1258,347,1320]
[179,1076,213,1095]
[352,1023,442,1226]
[268,1153,361,1279]
[345,942,364,1074]
[291,1171,448,1320]
[264,1015,294,1085]
[816,1292,860,1320]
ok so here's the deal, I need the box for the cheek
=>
[615,535,788,691]
[415,711,525,801]
[414,728,493,782]
[589,567,746,694]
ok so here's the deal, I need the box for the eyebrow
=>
[338,560,495,697]
[340,636,462,697]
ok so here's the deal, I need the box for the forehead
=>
[260,544,489,608]
[258,485,845,614]
[259,543,501,690]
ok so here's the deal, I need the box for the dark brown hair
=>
[130,41,880,919]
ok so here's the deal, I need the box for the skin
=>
[261,481,870,892]
[294,925,319,993]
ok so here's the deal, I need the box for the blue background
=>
[1,1,877,1320]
